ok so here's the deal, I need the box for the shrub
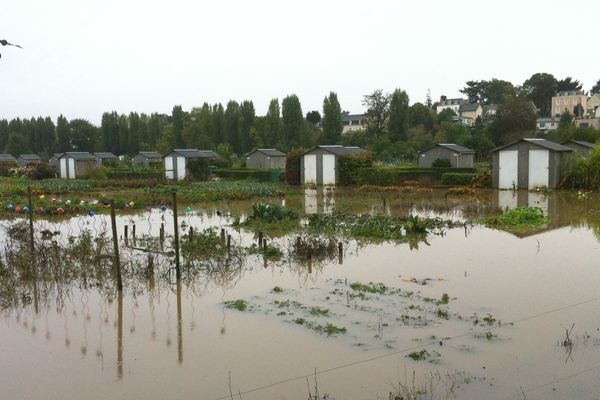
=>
[353,167,475,186]
[338,153,373,185]
[213,169,276,181]
[106,170,163,180]
[440,173,477,186]
[250,203,297,223]
[80,167,108,180]
[432,158,452,168]
[186,159,210,180]
[285,147,305,185]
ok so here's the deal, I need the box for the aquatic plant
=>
[224,299,248,311]
[482,207,549,231]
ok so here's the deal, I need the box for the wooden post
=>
[220,228,225,241]
[263,238,268,250]
[132,223,136,239]
[27,186,34,254]
[110,202,123,291]
[338,242,343,265]
[189,226,194,241]
[258,231,263,246]
[227,235,231,252]
[172,191,181,280]
[117,289,123,379]
[176,279,183,365]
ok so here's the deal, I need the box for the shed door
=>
[322,154,336,185]
[68,159,76,179]
[303,154,317,184]
[528,149,549,189]
[165,157,174,180]
[499,150,518,189]
[60,158,67,179]
[176,157,186,181]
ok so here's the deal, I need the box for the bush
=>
[80,167,108,180]
[285,147,305,185]
[432,158,452,168]
[106,170,163,180]
[187,159,210,180]
[353,167,475,186]
[440,173,477,186]
[213,169,279,181]
[338,153,373,185]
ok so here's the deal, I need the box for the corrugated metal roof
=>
[18,154,42,160]
[93,152,118,159]
[170,149,221,159]
[60,152,99,161]
[250,149,286,157]
[565,140,596,149]
[420,143,475,154]
[137,151,163,158]
[0,154,16,162]
[491,138,574,153]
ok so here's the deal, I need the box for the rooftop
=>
[249,149,286,157]
[459,103,481,112]
[18,154,42,160]
[420,143,475,154]
[311,145,367,156]
[60,152,99,161]
[93,152,118,159]
[492,138,574,153]
[170,149,221,158]
[0,154,16,162]
[137,151,162,159]
[564,140,596,149]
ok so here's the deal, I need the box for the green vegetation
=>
[272,286,284,293]
[352,167,475,186]
[349,282,388,295]
[309,306,330,316]
[441,172,477,186]
[407,349,430,361]
[249,202,297,223]
[440,293,450,305]
[224,299,249,312]
[482,207,549,231]
[213,168,283,182]
[432,158,451,168]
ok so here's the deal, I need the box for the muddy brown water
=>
[1,189,600,400]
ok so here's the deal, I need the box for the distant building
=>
[536,117,561,133]
[418,144,475,168]
[552,91,587,117]
[245,149,287,169]
[458,103,483,121]
[587,94,600,117]
[93,152,119,166]
[132,151,163,168]
[300,145,367,185]
[341,113,366,134]
[491,138,573,189]
[484,104,498,116]
[58,152,100,179]
[436,98,465,115]
[562,140,596,158]
[575,118,600,129]
[16,154,42,166]
[49,153,63,168]
[0,154,17,165]
[163,149,221,181]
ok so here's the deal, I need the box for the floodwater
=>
[1,188,600,400]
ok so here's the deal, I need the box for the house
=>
[246,149,286,169]
[93,152,119,166]
[436,98,465,115]
[536,117,561,133]
[458,103,483,121]
[342,113,366,134]
[49,153,63,168]
[552,91,587,117]
[58,152,100,179]
[164,149,221,181]
[0,154,17,165]
[16,154,42,166]
[418,144,475,168]
[300,145,366,185]
[484,104,498,116]
[575,119,600,129]
[562,140,596,158]
[132,151,163,168]
[491,138,573,190]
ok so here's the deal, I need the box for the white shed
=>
[164,149,221,181]
[300,145,366,185]
[58,152,100,179]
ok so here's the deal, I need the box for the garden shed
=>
[58,152,100,179]
[164,149,221,181]
[246,149,286,169]
[132,151,163,168]
[300,145,366,185]
[491,138,573,190]
[0,154,17,165]
[93,152,119,166]
[16,154,42,166]
[49,153,63,168]
[418,144,475,168]
[562,140,596,158]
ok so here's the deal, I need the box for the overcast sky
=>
[1,0,599,123]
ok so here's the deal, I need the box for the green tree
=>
[55,115,71,152]
[0,119,8,151]
[591,79,600,95]
[223,100,240,152]
[388,88,410,141]
[70,119,98,151]
[171,105,186,148]
[485,79,516,104]
[460,80,488,103]
[408,102,434,131]
[101,112,120,154]
[486,96,536,145]
[321,92,343,144]
[239,100,255,154]
[264,99,282,147]
[128,112,141,155]
[522,73,558,117]
[362,89,390,136]
[118,115,129,154]
[559,110,573,129]
[305,110,321,125]
[210,103,225,145]
[282,94,304,149]
[5,132,31,154]
[557,77,583,92]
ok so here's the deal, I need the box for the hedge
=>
[213,168,283,181]
[440,173,477,186]
[353,167,475,186]
[106,170,163,180]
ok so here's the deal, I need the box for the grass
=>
[482,207,549,231]
[309,306,330,316]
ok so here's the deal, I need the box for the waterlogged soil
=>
[1,189,600,400]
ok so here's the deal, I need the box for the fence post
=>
[172,191,181,280]
[338,242,343,265]
[28,186,34,254]
[110,201,123,291]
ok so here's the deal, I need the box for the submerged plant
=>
[482,207,549,231]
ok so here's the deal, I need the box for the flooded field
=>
[1,188,600,400]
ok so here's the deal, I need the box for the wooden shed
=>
[93,152,119,166]
[418,144,475,168]
[246,149,286,169]
[132,151,163,168]
[49,153,63,168]
[0,154,17,165]
[58,152,100,179]
[16,154,43,166]
[164,149,221,181]
[300,145,366,185]
[562,140,596,158]
[491,138,573,190]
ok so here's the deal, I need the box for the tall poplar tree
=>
[282,94,303,149]
[321,92,343,144]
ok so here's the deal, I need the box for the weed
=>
[272,286,284,293]
[482,207,549,231]
[474,332,498,340]
[349,282,388,294]
[407,349,430,361]
[439,293,450,305]
[224,299,248,312]
[309,306,330,317]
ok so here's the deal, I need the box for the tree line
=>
[1,74,599,162]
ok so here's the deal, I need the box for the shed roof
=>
[341,113,364,122]
[564,140,596,149]
[18,154,42,161]
[137,151,163,159]
[459,103,481,112]
[491,138,574,153]
[59,152,99,161]
[93,152,118,159]
[0,154,16,162]
[248,149,286,157]
[304,145,367,156]
[169,149,221,158]
[49,153,63,160]
[420,143,475,154]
